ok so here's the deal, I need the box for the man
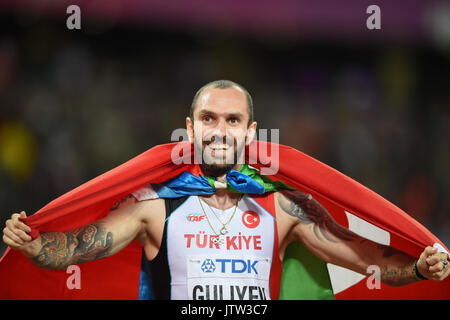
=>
[3,80,449,300]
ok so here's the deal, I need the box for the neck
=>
[200,190,242,210]
[199,163,243,210]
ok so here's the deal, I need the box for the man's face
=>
[187,87,256,175]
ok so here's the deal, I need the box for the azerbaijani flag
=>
[0,141,448,299]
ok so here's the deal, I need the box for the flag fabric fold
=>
[0,141,448,299]
[149,163,291,198]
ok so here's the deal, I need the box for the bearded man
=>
[3,80,449,300]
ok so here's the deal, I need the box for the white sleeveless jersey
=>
[133,189,282,300]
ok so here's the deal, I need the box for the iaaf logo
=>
[201,258,259,275]
[186,213,205,222]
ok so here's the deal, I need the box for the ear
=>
[245,121,257,146]
[186,117,194,143]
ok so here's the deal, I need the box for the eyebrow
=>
[198,110,244,119]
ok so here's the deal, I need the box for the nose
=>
[217,119,228,136]
[209,118,227,140]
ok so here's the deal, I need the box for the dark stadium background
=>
[0,1,449,258]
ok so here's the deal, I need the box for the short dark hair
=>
[190,80,254,126]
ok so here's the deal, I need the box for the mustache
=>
[202,135,236,145]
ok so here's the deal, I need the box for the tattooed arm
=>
[18,195,145,270]
[276,190,423,286]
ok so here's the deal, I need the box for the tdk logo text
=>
[201,258,258,275]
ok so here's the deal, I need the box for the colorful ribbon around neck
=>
[151,163,293,198]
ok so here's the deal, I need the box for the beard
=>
[194,134,246,176]
[202,161,236,176]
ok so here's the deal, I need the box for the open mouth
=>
[208,143,230,151]
[203,142,235,162]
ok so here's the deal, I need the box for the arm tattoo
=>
[279,190,419,286]
[278,190,357,243]
[30,194,135,269]
[379,262,416,286]
[31,223,113,270]
[375,244,417,286]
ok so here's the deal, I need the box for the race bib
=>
[187,254,271,300]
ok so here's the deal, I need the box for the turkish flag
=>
[0,141,448,299]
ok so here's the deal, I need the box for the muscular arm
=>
[277,190,419,286]
[24,194,145,270]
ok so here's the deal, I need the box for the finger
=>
[13,228,32,242]
[2,233,25,250]
[437,252,449,260]
[429,262,444,273]
[430,270,445,281]
[426,255,441,266]
[5,217,32,237]
[424,246,438,257]
[10,213,21,223]
[19,211,28,222]
[419,246,433,263]
[12,218,31,234]
[3,228,24,245]
[419,249,428,261]
[2,234,18,248]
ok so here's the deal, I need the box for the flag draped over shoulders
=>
[0,141,448,299]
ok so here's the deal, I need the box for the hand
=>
[2,211,33,251]
[417,246,450,281]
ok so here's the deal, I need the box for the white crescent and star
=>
[242,211,260,228]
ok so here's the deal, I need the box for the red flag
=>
[0,141,448,299]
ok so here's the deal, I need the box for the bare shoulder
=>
[273,190,302,225]
[109,194,167,260]
[273,191,301,247]
[275,189,331,225]
[107,194,165,224]
[134,197,166,223]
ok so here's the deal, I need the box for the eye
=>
[228,118,239,125]
[202,115,213,123]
